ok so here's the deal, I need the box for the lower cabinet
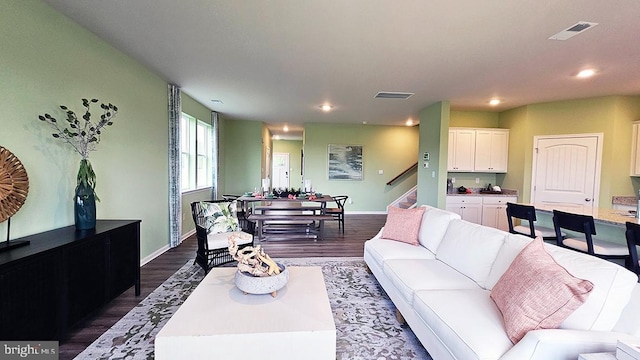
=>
[481,197,517,232]
[446,197,483,224]
[0,220,140,340]
[446,195,517,230]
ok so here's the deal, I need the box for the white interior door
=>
[531,134,602,212]
[272,153,290,189]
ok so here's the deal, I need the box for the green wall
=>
[499,95,640,208]
[304,123,419,212]
[418,101,450,208]
[273,140,303,189]
[219,119,263,195]
[0,0,169,260]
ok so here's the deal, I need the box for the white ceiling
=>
[43,0,640,139]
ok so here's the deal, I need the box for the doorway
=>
[272,152,290,189]
[530,133,603,212]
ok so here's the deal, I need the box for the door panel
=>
[532,135,600,212]
[272,153,290,189]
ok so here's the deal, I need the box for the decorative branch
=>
[38,98,118,159]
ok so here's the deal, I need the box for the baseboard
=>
[140,229,196,266]
[345,210,388,215]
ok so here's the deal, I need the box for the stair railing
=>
[386,162,418,186]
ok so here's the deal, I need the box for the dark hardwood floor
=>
[60,214,387,359]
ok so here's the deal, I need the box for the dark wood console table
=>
[0,219,141,340]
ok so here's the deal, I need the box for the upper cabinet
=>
[474,129,509,172]
[448,128,509,173]
[448,128,476,172]
[631,121,640,176]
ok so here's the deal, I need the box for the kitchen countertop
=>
[533,204,639,227]
[446,188,518,197]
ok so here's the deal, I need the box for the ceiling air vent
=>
[548,21,598,40]
[374,91,414,99]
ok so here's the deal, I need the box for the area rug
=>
[74,257,432,360]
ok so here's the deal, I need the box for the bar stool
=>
[625,221,640,275]
[553,210,629,263]
[506,203,562,240]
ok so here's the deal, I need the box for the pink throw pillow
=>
[490,238,593,343]
[381,206,426,246]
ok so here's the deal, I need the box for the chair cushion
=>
[513,224,559,238]
[207,231,252,249]
[201,201,239,234]
[490,238,594,343]
[418,205,461,252]
[381,206,426,245]
[436,219,506,288]
[562,237,629,256]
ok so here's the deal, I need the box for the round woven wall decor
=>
[0,146,29,223]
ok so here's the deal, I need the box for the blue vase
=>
[74,182,96,230]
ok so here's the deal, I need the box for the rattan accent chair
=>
[191,200,255,273]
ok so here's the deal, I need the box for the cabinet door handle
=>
[585,198,592,202]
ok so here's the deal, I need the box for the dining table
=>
[237,194,336,241]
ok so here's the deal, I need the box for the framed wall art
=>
[328,144,363,181]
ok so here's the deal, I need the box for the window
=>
[181,113,213,191]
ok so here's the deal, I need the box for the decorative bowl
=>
[234,263,289,297]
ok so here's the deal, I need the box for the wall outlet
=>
[378,169,384,175]
[348,198,353,204]
[475,178,480,184]
[432,171,435,178]
[451,177,456,183]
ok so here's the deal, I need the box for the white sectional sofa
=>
[364,205,640,360]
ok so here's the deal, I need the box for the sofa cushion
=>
[363,237,436,270]
[485,233,532,290]
[418,205,461,253]
[436,219,507,288]
[383,259,479,304]
[413,289,513,360]
[381,206,425,245]
[545,244,638,331]
[490,238,594,343]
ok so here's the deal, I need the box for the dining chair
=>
[552,209,628,263]
[506,202,562,240]
[326,195,348,233]
[191,200,254,273]
[625,221,640,276]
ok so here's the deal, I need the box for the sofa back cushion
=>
[545,244,638,331]
[436,219,507,288]
[418,205,461,252]
[487,233,638,331]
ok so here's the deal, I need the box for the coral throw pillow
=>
[381,206,426,246]
[490,238,593,343]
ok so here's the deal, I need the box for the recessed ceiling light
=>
[406,119,414,126]
[576,69,596,78]
[489,99,501,106]
[320,104,332,112]
[283,125,289,132]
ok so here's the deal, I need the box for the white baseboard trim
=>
[140,229,196,266]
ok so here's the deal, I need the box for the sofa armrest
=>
[500,329,640,360]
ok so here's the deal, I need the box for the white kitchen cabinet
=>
[448,129,476,172]
[445,196,483,224]
[630,121,640,176]
[481,196,517,231]
[474,129,509,173]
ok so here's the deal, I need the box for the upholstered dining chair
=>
[506,202,562,240]
[552,209,628,263]
[326,195,348,233]
[190,200,254,273]
[625,221,640,276]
